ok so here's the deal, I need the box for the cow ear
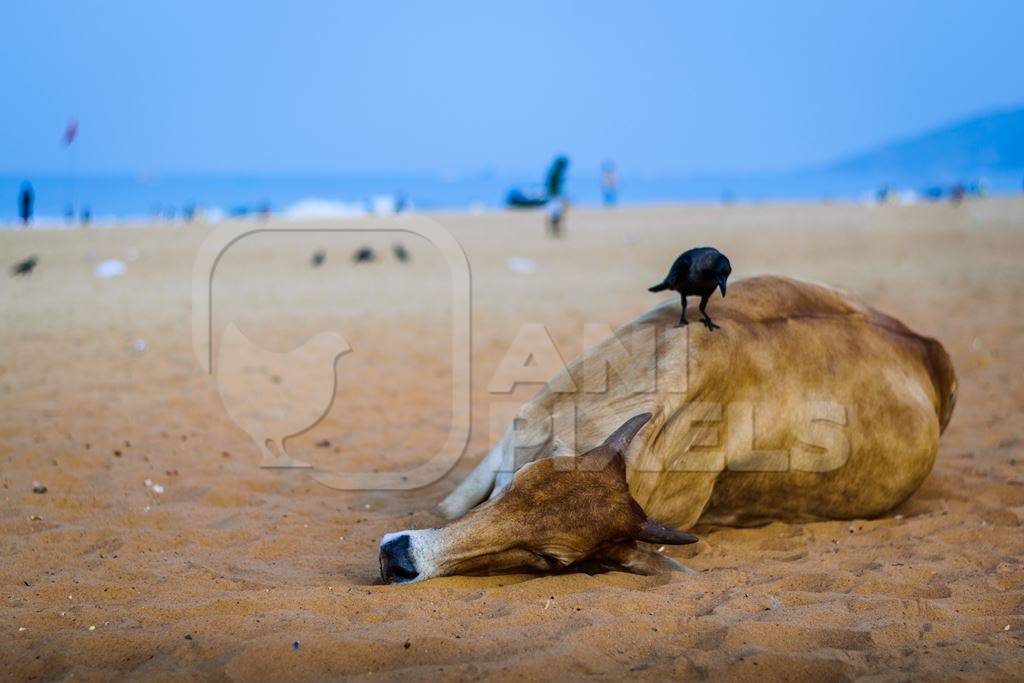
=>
[602,413,653,455]
[636,518,699,545]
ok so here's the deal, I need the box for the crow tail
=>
[648,282,669,293]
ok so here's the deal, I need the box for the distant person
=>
[81,206,92,226]
[545,155,569,199]
[546,155,569,237]
[546,196,564,238]
[18,181,33,226]
[951,183,965,205]
[601,161,619,207]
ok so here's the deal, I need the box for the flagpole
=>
[63,120,78,223]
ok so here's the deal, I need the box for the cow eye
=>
[533,552,562,568]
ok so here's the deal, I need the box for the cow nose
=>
[379,535,419,583]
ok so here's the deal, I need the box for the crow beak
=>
[717,276,727,297]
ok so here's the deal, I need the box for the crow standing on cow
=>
[649,247,732,329]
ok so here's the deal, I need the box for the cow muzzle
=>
[379,534,419,583]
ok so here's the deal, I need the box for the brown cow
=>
[379,276,956,583]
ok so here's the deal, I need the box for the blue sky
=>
[2,0,1022,176]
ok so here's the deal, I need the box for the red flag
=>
[63,120,78,146]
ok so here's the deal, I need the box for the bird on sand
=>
[11,255,37,277]
[311,250,326,267]
[648,247,731,329]
[392,243,410,262]
[353,247,375,263]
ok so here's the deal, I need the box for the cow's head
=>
[379,413,698,583]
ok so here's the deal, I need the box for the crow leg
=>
[699,295,719,330]
[676,294,688,327]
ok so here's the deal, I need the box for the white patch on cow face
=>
[379,528,443,584]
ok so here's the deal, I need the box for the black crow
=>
[648,247,731,329]
[353,247,375,263]
[393,243,409,262]
[311,250,326,267]
[11,255,38,277]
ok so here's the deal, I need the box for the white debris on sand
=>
[94,259,127,278]
[506,257,538,274]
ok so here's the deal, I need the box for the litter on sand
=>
[32,482,47,494]
[293,641,300,650]
[507,258,540,274]
[95,259,127,278]
[506,257,538,274]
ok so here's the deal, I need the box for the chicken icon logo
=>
[216,322,351,468]
[192,218,470,489]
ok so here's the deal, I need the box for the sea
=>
[2,169,1022,226]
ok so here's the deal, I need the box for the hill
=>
[825,107,1024,177]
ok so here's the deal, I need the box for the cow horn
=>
[637,518,699,545]
[602,412,653,455]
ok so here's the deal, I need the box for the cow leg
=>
[489,470,514,500]
[676,294,688,327]
[488,429,524,500]
[436,425,511,519]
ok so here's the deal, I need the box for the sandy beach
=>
[2,200,1023,680]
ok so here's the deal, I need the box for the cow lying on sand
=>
[380,276,957,583]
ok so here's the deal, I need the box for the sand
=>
[1,200,1023,680]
